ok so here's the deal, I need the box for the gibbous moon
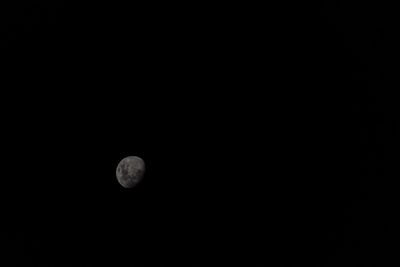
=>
[116,156,145,188]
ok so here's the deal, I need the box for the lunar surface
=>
[116,156,145,188]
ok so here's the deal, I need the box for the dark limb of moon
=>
[116,156,145,188]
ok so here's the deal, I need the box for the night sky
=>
[1,1,396,266]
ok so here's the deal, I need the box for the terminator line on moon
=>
[116,156,146,188]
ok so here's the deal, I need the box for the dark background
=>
[1,1,396,266]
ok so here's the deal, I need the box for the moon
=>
[116,156,146,188]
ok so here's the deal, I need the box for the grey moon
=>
[116,156,145,188]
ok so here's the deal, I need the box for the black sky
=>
[1,1,396,266]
